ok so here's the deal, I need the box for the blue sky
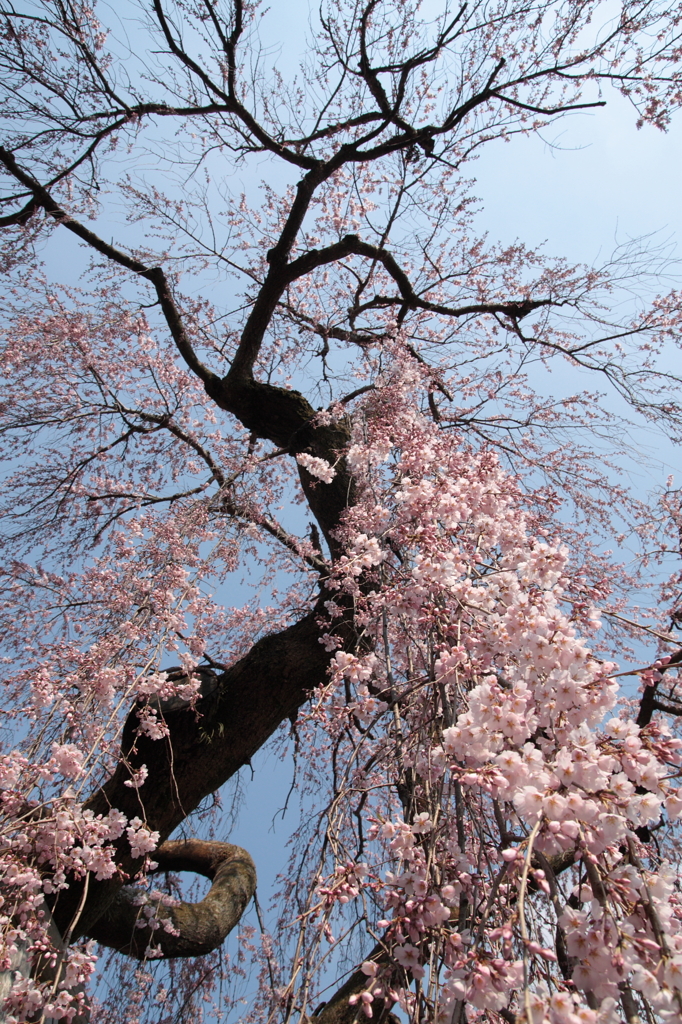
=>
[475,92,682,263]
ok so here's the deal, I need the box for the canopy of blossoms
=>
[0,1,682,1023]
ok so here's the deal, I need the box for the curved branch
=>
[285,233,556,321]
[0,196,38,226]
[87,840,256,959]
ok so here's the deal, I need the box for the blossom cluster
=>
[302,369,682,1024]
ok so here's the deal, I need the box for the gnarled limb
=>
[87,840,256,959]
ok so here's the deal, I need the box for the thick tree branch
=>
[285,233,557,321]
[314,944,399,1024]
[87,840,256,959]
[636,650,682,726]
[54,603,355,940]
[0,196,38,226]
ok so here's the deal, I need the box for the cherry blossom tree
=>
[2,1,682,1022]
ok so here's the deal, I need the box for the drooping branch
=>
[87,840,256,959]
[131,410,329,570]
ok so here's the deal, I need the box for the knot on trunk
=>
[86,839,256,959]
